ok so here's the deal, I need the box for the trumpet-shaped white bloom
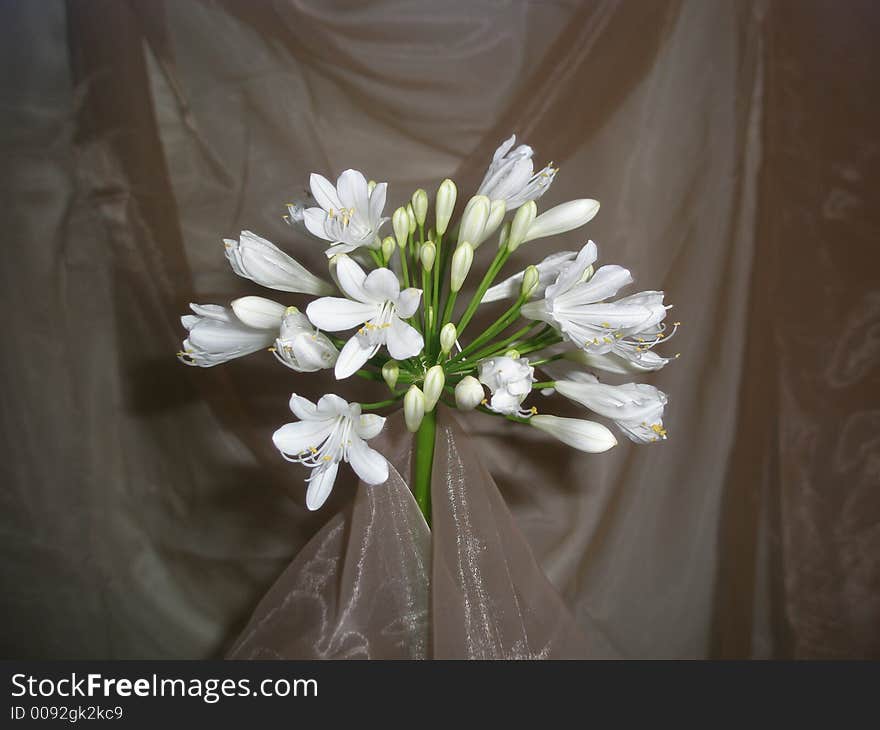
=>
[273,394,389,510]
[554,377,668,443]
[302,170,388,256]
[563,348,674,374]
[521,241,672,367]
[306,255,424,379]
[483,249,577,303]
[224,231,334,295]
[273,307,339,372]
[178,303,279,367]
[477,135,557,210]
[478,355,535,417]
[530,414,617,453]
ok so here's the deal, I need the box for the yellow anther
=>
[601,322,611,328]
[323,455,332,462]
[637,337,645,343]
[480,398,488,406]
[529,406,538,415]
[267,346,277,353]
[673,321,681,326]
[603,337,613,344]
[309,447,318,454]
[328,208,335,218]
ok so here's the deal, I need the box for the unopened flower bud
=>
[381,236,396,264]
[508,200,537,251]
[405,203,416,235]
[423,365,445,412]
[231,296,286,330]
[393,206,409,248]
[450,242,474,293]
[382,360,399,390]
[458,195,490,247]
[524,199,600,243]
[412,188,428,227]
[404,385,425,432]
[440,322,457,354]
[420,241,436,271]
[454,376,484,411]
[435,179,457,236]
[520,265,540,298]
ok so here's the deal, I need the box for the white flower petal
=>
[385,316,424,360]
[310,173,342,211]
[272,419,335,457]
[395,288,422,319]
[288,394,318,420]
[303,207,331,241]
[363,267,401,303]
[347,438,389,485]
[369,182,387,226]
[306,297,378,331]
[336,169,369,214]
[334,254,371,303]
[356,413,386,440]
[306,462,339,511]
[334,336,374,379]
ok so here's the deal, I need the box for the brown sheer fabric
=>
[1,0,878,659]
[229,411,605,659]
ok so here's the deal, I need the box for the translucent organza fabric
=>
[2,0,878,659]
[230,411,608,659]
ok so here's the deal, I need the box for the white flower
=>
[306,254,424,379]
[477,135,557,210]
[477,355,535,417]
[178,303,279,367]
[302,170,388,256]
[523,199,599,243]
[223,231,334,295]
[273,307,339,372]
[520,241,672,368]
[530,414,617,453]
[273,394,389,510]
[554,378,668,443]
[483,249,577,303]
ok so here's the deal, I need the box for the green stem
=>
[412,408,436,526]
[528,353,566,367]
[454,245,511,339]
[360,396,403,410]
[531,381,556,389]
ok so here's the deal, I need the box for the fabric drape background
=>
[1,0,877,658]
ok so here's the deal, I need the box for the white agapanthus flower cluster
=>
[179,134,678,519]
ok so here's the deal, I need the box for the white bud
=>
[458,195,490,247]
[507,200,537,251]
[230,296,286,330]
[411,189,428,227]
[404,385,426,433]
[478,199,506,246]
[393,206,410,248]
[423,365,445,412]
[520,265,540,298]
[435,179,457,235]
[381,236,396,264]
[440,322,457,354]
[382,360,399,390]
[406,203,417,235]
[530,414,617,453]
[454,376,484,411]
[450,243,474,293]
[420,241,436,271]
[524,199,600,243]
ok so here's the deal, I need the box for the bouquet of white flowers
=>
[179,135,677,525]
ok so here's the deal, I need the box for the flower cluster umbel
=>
[179,135,678,514]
